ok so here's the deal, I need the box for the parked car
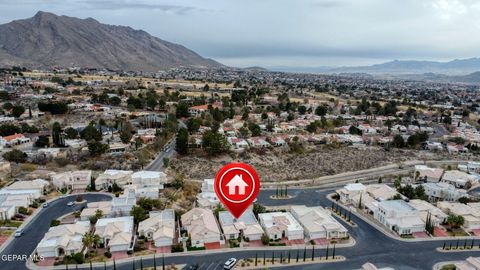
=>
[42,203,49,208]
[14,229,23,237]
[67,201,74,207]
[223,258,237,270]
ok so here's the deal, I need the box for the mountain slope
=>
[0,11,222,71]
[326,58,480,75]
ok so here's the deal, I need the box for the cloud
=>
[77,0,204,14]
[310,0,345,8]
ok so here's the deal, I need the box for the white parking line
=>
[205,262,216,270]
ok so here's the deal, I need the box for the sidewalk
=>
[27,240,356,270]
[0,192,114,254]
[327,193,480,243]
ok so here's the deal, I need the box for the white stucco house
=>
[138,209,176,247]
[291,205,348,240]
[218,209,264,241]
[95,216,134,252]
[36,221,90,258]
[258,212,304,241]
[181,208,222,248]
[374,200,425,235]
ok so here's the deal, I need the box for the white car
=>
[14,229,23,238]
[42,203,49,208]
[67,201,75,207]
[223,258,237,270]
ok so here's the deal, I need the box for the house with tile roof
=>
[291,205,348,240]
[218,209,264,241]
[181,208,222,248]
[95,216,134,252]
[36,221,90,258]
[138,209,176,247]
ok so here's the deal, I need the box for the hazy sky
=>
[1,0,480,68]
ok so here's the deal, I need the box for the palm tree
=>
[82,232,94,253]
[92,234,101,250]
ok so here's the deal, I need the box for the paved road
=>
[0,194,112,270]
[2,189,479,270]
[145,138,176,171]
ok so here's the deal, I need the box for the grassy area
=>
[0,220,22,228]
[0,230,13,236]
[133,250,155,256]
[448,230,469,237]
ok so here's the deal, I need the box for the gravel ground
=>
[169,145,445,182]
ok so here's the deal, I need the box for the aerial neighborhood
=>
[0,9,480,270]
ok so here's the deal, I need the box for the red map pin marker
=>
[214,162,260,219]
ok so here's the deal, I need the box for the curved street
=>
[1,189,479,270]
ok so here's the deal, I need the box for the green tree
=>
[119,121,133,144]
[201,131,229,156]
[3,149,27,163]
[447,214,465,229]
[35,135,50,148]
[248,122,261,137]
[176,128,189,155]
[87,140,109,156]
[64,127,79,139]
[186,118,201,133]
[176,102,190,118]
[130,206,148,224]
[52,122,64,146]
[315,105,328,116]
[392,134,405,148]
[81,125,102,142]
[11,105,25,118]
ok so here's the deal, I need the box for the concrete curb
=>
[0,192,114,254]
[326,193,480,243]
[27,242,355,270]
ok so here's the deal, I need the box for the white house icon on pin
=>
[226,174,248,195]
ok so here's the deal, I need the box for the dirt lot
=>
[169,145,444,182]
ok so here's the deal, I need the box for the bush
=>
[187,246,206,251]
[18,207,29,215]
[54,157,70,167]
[261,234,270,245]
[104,251,112,258]
[171,243,184,253]
[75,196,83,202]
[50,219,61,227]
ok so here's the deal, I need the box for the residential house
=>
[218,209,264,241]
[421,182,468,202]
[291,205,348,240]
[414,165,444,182]
[138,209,176,247]
[51,170,92,191]
[111,189,136,217]
[258,212,304,241]
[441,170,479,189]
[247,137,270,148]
[0,179,49,199]
[0,194,33,212]
[36,221,90,258]
[95,216,134,252]
[374,200,425,235]
[80,201,112,221]
[196,179,219,209]
[128,171,167,199]
[437,202,480,231]
[95,170,133,190]
[336,183,366,205]
[181,208,222,248]
[3,133,31,147]
[407,199,447,227]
